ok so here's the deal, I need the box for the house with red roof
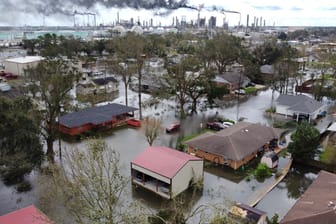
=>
[0,205,53,224]
[131,146,203,199]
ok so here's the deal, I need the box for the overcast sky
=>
[0,0,335,27]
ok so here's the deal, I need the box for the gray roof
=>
[59,103,138,128]
[214,72,249,85]
[92,77,118,86]
[260,64,274,74]
[280,170,336,224]
[276,94,324,114]
[185,122,283,161]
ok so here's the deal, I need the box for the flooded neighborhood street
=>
[0,87,321,221]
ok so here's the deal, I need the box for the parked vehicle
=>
[206,122,226,131]
[0,83,11,92]
[166,123,181,133]
[4,72,18,80]
[234,89,246,95]
[223,121,234,128]
[127,119,141,127]
[0,71,18,79]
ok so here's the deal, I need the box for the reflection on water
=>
[256,163,319,219]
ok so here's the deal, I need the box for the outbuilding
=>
[4,56,43,76]
[131,146,203,199]
[261,151,279,168]
[0,205,53,224]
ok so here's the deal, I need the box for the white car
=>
[223,121,234,128]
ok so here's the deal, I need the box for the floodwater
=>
[0,88,320,222]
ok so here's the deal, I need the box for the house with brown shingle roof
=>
[280,170,336,224]
[184,122,283,170]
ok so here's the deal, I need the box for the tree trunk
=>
[124,82,128,106]
[191,98,197,114]
[138,71,142,120]
[179,101,185,118]
[46,136,55,163]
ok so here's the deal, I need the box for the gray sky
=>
[0,0,335,27]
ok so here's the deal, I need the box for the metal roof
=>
[5,56,44,64]
[59,103,137,128]
[185,122,283,161]
[276,94,324,114]
[0,205,52,224]
[131,146,202,179]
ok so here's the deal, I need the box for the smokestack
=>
[246,14,249,32]
[117,11,119,24]
[260,16,262,27]
[256,17,258,28]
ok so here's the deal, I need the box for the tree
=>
[109,58,135,107]
[204,33,243,73]
[38,139,147,224]
[22,39,39,55]
[0,97,43,188]
[142,117,163,146]
[113,33,147,119]
[164,56,196,118]
[26,58,78,162]
[287,121,320,160]
[274,43,299,94]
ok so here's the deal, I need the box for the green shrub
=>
[254,163,272,179]
[265,107,276,113]
[16,180,32,192]
[245,87,258,94]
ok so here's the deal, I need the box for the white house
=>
[131,146,203,199]
[275,94,326,121]
[4,56,43,76]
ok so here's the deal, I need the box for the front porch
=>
[132,170,171,199]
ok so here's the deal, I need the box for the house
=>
[275,94,326,121]
[213,71,250,92]
[131,146,203,199]
[0,205,53,224]
[261,151,279,168]
[259,64,275,82]
[76,77,118,95]
[229,203,267,224]
[58,103,138,136]
[4,56,43,76]
[185,122,283,170]
[280,170,336,224]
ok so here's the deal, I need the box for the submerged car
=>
[206,122,226,131]
[166,123,181,133]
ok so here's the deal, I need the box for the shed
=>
[4,56,43,76]
[131,146,203,199]
[0,205,53,224]
[261,151,279,168]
